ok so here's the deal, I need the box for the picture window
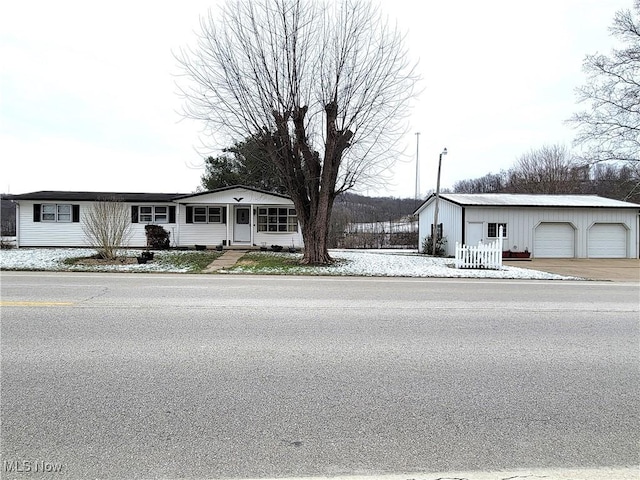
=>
[257,207,298,232]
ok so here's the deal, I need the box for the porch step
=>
[202,250,248,273]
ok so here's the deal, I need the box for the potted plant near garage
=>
[503,246,530,259]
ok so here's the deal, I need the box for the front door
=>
[467,222,484,246]
[233,207,251,243]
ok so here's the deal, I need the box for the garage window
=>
[488,223,507,238]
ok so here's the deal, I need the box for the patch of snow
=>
[229,249,581,280]
[0,247,582,280]
[0,248,192,273]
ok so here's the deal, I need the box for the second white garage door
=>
[534,222,575,258]
[588,223,627,258]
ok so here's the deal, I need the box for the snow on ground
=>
[0,248,192,273]
[0,247,582,280]
[228,249,581,280]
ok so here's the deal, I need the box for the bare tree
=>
[568,1,640,164]
[82,199,132,260]
[505,144,587,194]
[590,161,640,202]
[453,172,507,193]
[175,0,418,264]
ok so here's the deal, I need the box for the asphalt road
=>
[1,272,638,479]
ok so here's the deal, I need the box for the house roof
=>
[414,193,640,214]
[173,185,291,201]
[7,191,186,202]
[7,186,293,203]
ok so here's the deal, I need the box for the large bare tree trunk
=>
[297,193,333,265]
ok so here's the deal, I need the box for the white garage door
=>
[588,223,627,258]
[534,223,575,258]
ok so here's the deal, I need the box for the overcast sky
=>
[0,0,631,198]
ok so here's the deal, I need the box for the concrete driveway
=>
[504,258,640,282]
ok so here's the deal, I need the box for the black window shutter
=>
[186,206,193,224]
[131,206,138,223]
[222,206,227,224]
[33,204,41,222]
[72,205,80,222]
[169,206,176,223]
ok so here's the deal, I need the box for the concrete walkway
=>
[504,258,640,282]
[202,250,248,273]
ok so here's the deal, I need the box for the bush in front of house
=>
[422,235,447,257]
[145,225,170,249]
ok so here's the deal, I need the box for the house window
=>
[192,206,223,223]
[138,206,170,224]
[140,206,153,223]
[208,207,222,223]
[154,206,168,223]
[430,223,443,239]
[42,204,72,222]
[488,223,507,238]
[257,207,298,232]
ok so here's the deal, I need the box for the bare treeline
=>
[453,145,640,202]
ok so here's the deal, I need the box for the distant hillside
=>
[333,192,420,223]
[329,192,419,248]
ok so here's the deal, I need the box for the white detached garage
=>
[415,194,640,259]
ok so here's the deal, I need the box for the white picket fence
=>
[455,227,503,270]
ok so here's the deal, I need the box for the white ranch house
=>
[415,194,640,259]
[9,186,304,250]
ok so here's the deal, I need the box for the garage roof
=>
[437,193,639,208]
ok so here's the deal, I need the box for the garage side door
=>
[534,222,575,258]
[588,223,627,258]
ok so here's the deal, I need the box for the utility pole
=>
[414,132,420,207]
[432,147,448,256]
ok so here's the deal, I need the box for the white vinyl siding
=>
[534,222,575,258]
[460,205,638,258]
[417,199,462,256]
[588,223,627,258]
[17,201,174,247]
[175,188,303,248]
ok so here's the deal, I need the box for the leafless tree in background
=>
[175,0,418,264]
[82,199,132,260]
[453,144,640,203]
[506,144,587,193]
[453,172,507,194]
[568,1,640,165]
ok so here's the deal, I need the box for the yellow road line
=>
[0,301,74,307]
